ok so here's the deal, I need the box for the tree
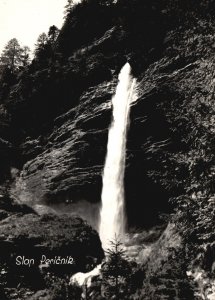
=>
[48,26,59,45]
[0,38,22,72]
[34,33,52,66]
[0,39,30,102]
[0,39,30,76]
[34,33,48,56]
[34,28,60,66]
[64,0,77,17]
[20,46,31,67]
[101,238,134,299]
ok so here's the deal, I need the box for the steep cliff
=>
[0,0,215,298]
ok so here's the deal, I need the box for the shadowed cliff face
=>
[0,193,104,299]
[12,80,116,207]
[11,67,173,229]
[0,1,215,297]
[10,15,215,231]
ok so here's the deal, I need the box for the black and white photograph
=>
[0,0,214,299]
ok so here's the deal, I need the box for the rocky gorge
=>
[0,0,215,299]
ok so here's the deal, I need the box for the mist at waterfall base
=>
[71,63,137,286]
[45,200,100,230]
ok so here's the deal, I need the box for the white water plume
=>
[70,264,101,287]
[99,62,136,249]
[70,63,136,288]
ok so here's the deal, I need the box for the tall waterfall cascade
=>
[71,63,136,286]
[99,62,136,249]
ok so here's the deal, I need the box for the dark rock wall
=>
[6,2,215,232]
[12,80,116,206]
[0,1,215,297]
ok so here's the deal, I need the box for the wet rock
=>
[12,80,117,206]
[0,194,103,298]
[0,211,103,274]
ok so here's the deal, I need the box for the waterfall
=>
[70,63,136,287]
[99,62,136,249]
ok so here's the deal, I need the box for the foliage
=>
[34,27,59,67]
[64,0,77,17]
[0,1,214,297]
[139,245,195,299]
[64,0,116,18]
[0,39,22,72]
[101,238,141,299]
[34,33,50,66]
[44,273,78,300]
[0,38,30,104]
[20,46,31,67]
[48,25,59,44]
[0,38,30,73]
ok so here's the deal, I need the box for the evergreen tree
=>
[48,26,59,45]
[0,38,22,73]
[34,33,48,56]
[101,238,133,299]
[34,33,52,66]
[0,39,30,102]
[64,0,77,17]
[20,46,31,67]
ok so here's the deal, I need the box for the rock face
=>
[6,2,215,234]
[0,194,103,298]
[137,224,194,299]
[0,0,215,298]
[12,80,116,207]
[0,213,103,272]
